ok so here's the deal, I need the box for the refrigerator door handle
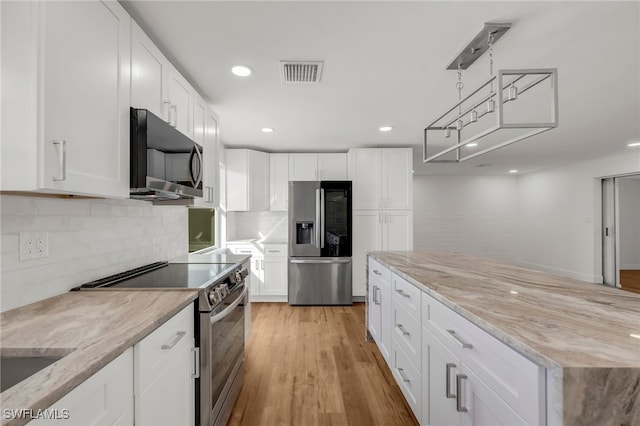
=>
[315,188,321,248]
[320,188,325,249]
[290,258,352,264]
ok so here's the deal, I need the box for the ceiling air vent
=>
[280,61,323,84]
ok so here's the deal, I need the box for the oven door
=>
[199,283,246,426]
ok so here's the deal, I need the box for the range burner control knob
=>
[208,289,221,304]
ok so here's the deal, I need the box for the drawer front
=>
[392,273,420,319]
[264,244,287,257]
[228,245,256,256]
[135,304,194,393]
[392,344,421,421]
[422,292,544,425]
[368,257,390,283]
[392,302,421,369]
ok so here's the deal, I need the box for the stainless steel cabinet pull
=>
[445,363,456,398]
[162,101,171,122]
[397,368,410,383]
[397,324,410,336]
[373,286,381,305]
[162,331,187,350]
[373,269,382,276]
[261,259,264,270]
[446,329,473,349]
[191,347,200,378]
[169,104,177,127]
[52,139,66,181]
[456,374,468,412]
[395,289,411,298]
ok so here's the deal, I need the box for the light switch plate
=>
[19,231,49,261]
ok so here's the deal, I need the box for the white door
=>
[381,148,413,210]
[602,178,617,287]
[425,328,461,426]
[168,66,193,138]
[382,210,413,251]
[131,21,168,118]
[42,0,130,198]
[352,211,382,296]
[288,153,318,181]
[270,153,290,211]
[348,149,381,210]
[317,153,347,180]
[263,257,288,296]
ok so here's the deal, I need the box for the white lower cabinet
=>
[228,242,287,301]
[367,258,392,363]
[28,349,134,426]
[367,256,546,426]
[263,247,288,297]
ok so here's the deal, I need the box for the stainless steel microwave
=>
[130,108,203,202]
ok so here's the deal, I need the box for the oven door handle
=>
[210,285,247,324]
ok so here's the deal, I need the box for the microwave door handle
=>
[189,144,203,189]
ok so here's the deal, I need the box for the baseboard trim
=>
[517,260,601,283]
[620,264,640,270]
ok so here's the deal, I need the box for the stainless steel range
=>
[73,260,249,426]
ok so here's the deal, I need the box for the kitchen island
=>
[367,251,640,426]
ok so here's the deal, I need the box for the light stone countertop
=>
[369,251,640,425]
[0,290,198,426]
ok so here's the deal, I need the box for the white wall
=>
[226,211,288,242]
[413,175,518,263]
[618,178,640,269]
[0,195,188,312]
[516,151,640,282]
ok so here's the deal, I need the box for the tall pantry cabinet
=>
[348,148,413,296]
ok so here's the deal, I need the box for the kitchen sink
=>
[1,355,65,393]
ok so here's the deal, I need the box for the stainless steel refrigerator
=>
[288,181,352,305]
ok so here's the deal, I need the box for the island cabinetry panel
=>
[367,257,392,363]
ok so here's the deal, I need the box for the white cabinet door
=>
[225,150,249,211]
[270,153,289,211]
[40,0,130,198]
[381,148,413,210]
[28,349,134,426]
[131,21,168,119]
[460,365,528,426]
[134,304,195,426]
[167,65,194,139]
[288,153,318,181]
[352,211,382,296]
[368,280,382,343]
[317,153,347,180]
[193,94,207,147]
[423,327,461,426]
[382,210,413,251]
[348,149,382,210]
[263,257,288,296]
[249,150,269,211]
[204,111,219,206]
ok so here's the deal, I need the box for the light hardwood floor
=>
[620,270,640,295]
[228,303,419,426]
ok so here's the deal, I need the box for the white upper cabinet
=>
[317,153,347,180]
[288,154,318,181]
[348,148,413,210]
[270,153,289,211]
[194,103,219,207]
[131,21,169,119]
[288,153,347,181]
[167,65,194,139]
[1,0,131,198]
[226,149,269,211]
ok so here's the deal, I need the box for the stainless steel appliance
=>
[73,260,248,426]
[288,180,352,305]
[130,108,203,203]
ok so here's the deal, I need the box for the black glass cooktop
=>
[78,262,235,289]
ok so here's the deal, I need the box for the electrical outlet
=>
[19,231,49,261]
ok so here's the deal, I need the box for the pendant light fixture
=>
[423,22,559,163]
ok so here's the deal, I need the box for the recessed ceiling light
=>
[466,143,478,147]
[509,169,518,173]
[631,334,640,339]
[261,127,274,133]
[231,65,253,77]
[628,142,640,147]
[379,126,393,132]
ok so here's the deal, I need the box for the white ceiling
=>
[121,1,640,176]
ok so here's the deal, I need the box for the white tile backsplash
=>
[226,211,288,242]
[0,194,188,312]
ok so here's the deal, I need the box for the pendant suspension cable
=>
[486,32,496,113]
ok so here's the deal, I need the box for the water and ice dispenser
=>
[296,222,315,245]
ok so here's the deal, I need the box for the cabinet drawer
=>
[391,273,420,319]
[134,304,194,393]
[264,244,287,257]
[392,302,420,369]
[368,258,390,283]
[422,292,544,425]
[392,344,421,420]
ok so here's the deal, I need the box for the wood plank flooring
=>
[620,270,640,295]
[228,303,418,426]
